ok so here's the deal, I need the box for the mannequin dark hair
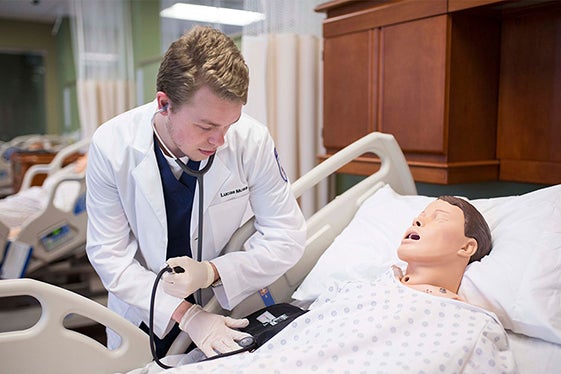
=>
[437,196,492,264]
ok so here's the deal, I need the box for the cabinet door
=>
[498,8,561,184]
[323,29,377,152]
[380,15,448,155]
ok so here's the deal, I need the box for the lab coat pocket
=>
[207,195,250,254]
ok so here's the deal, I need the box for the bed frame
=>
[0,277,151,373]
[0,134,73,193]
[0,132,415,372]
[0,138,90,279]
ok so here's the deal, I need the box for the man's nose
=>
[208,128,226,147]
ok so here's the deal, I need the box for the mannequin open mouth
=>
[406,232,420,240]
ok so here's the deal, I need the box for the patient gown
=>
[135,268,518,374]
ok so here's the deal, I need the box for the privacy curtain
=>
[70,0,135,139]
[242,0,326,218]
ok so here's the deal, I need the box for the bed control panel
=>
[39,223,75,252]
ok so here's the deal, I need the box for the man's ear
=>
[156,91,170,113]
[458,238,478,259]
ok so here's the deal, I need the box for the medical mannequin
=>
[394,195,492,299]
[85,26,306,358]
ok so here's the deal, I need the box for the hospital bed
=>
[0,132,560,373]
[0,134,76,195]
[0,138,91,282]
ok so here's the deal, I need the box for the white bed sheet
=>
[0,163,82,234]
[508,332,561,373]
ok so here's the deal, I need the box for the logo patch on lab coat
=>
[274,148,288,182]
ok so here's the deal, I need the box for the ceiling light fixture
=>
[160,3,265,26]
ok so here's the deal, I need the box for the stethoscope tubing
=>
[149,109,216,368]
[152,109,215,303]
[174,155,214,306]
[149,109,254,367]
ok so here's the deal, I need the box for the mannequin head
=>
[397,196,492,293]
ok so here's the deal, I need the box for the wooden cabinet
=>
[11,151,80,192]
[497,5,561,185]
[381,15,449,155]
[317,0,561,185]
[323,29,374,149]
[10,151,57,192]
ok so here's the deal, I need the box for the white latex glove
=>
[179,304,251,357]
[162,256,215,298]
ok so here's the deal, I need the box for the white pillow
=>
[461,185,561,344]
[293,185,431,300]
[292,184,561,344]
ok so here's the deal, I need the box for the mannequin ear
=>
[458,238,478,259]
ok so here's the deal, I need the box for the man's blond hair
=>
[156,26,249,110]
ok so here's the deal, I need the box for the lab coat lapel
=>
[130,137,168,265]
[190,154,230,238]
[132,155,166,228]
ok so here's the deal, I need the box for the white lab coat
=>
[86,101,306,348]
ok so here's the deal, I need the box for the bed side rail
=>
[221,132,416,260]
[292,132,416,197]
[0,278,151,374]
[15,173,88,275]
[19,137,90,192]
[229,132,415,317]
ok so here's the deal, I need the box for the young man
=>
[85,26,306,358]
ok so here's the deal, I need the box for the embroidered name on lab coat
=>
[220,185,248,198]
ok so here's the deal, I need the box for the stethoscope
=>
[149,104,217,369]
[151,104,215,273]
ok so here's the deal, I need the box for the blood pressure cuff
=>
[240,302,308,349]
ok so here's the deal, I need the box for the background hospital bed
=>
[1,132,559,373]
[0,138,95,292]
[0,134,76,196]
